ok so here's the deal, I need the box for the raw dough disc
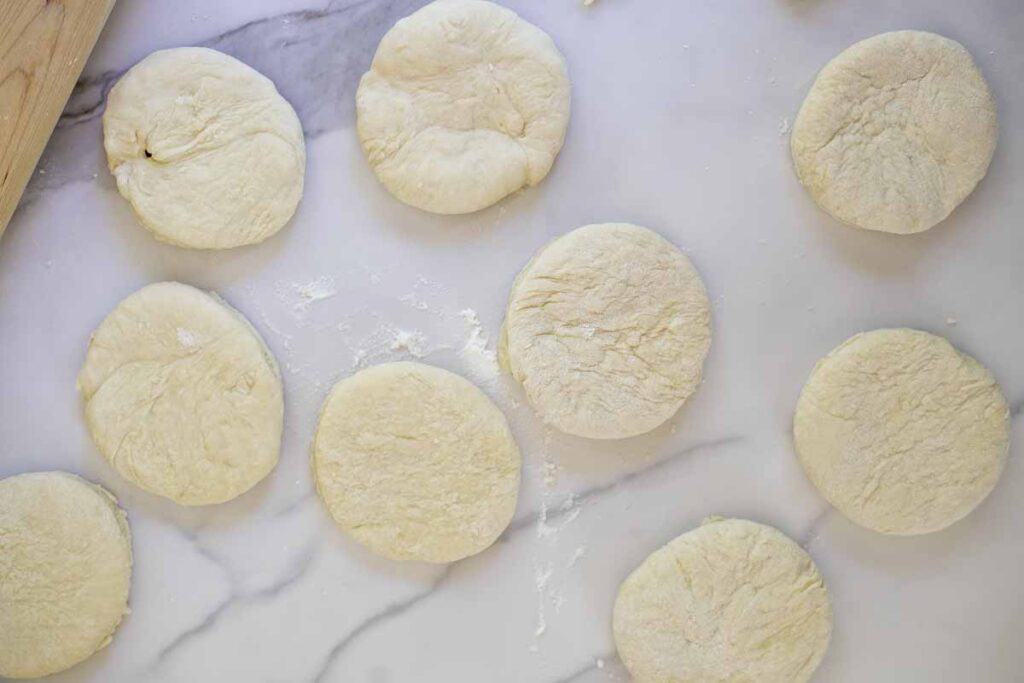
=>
[103,47,305,248]
[613,517,832,683]
[78,282,283,506]
[794,328,1010,535]
[356,0,571,214]
[313,362,521,562]
[500,223,711,439]
[791,31,997,234]
[0,472,132,679]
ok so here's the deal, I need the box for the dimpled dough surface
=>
[794,329,1010,535]
[613,518,832,683]
[313,362,521,563]
[0,472,132,680]
[356,0,571,214]
[77,282,283,506]
[791,31,997,234]
[500,223,711,440]
[103,47,305,248]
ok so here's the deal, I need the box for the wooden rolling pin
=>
[0,0,116,240]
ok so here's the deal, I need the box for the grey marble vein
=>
[799,506,834,547]
[310,565,453,683]
[154,536,321,666]
[1011,396,1023,419]
[505,434,746,537]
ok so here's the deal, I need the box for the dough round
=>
[356,0,571,214]
[0,472,132,679]
[103,47,305,248]
[791,31,997,234]
[613,518,832,683]
[77,282,283,506]
[794,328,1009,535]
[313,362,520,562]
[500,223,711,439]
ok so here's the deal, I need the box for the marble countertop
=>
[1,0,1022,681]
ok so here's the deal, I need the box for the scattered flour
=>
[388,328,426,357]
[946,317,958,326]
[778,116,790,136]
[541,460,561,488]
[293,275,337,310]
[458,308,499,385]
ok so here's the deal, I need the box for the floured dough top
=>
[500,223,711,439]
[313,362,521,563]
[78,282,283,506]
[794,328,1009,535]
[613,518,832,683]
[0,472,132,679]
[104,47,305,248]
[356,0,570,214]
[791,31,997,234]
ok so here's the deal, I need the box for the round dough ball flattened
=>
[0,472,132,679]
[791,31,997,234]
[795,329,1009,535]
[356,0,571,214]
[613,518,832,683]
[104,47,305,248]
[78,282,283,506]
[313,362,521,563]
[501,223,711,440]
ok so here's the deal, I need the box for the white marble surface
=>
[1,0,1022,681]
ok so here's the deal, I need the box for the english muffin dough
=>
[613,518,832,683]
[794,329,1009,535]
[356,0,571,214]
[791,31,997,234]
[104,47,305,248]
[500,223,711,439]
[313,362,520,562]
[78,282,283,505]
[0,472,132,679]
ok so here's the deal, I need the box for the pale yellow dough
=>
[78,282,283,506]
[613,518,832,683]
[0,472,132,680]
[104,47,305,248]
[791,31,997,234]
[794,328,1009,535]
[500,223,711,439]
[313,362,521,563]
[356,0,571,214]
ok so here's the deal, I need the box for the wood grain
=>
[0,0,115,240]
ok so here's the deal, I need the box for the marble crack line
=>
[504,434,746,537]
[58,0,376,131]
[310,564,454,683]
[798,505,835,548]
[550,652,620,683]
[152,535,321,667]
